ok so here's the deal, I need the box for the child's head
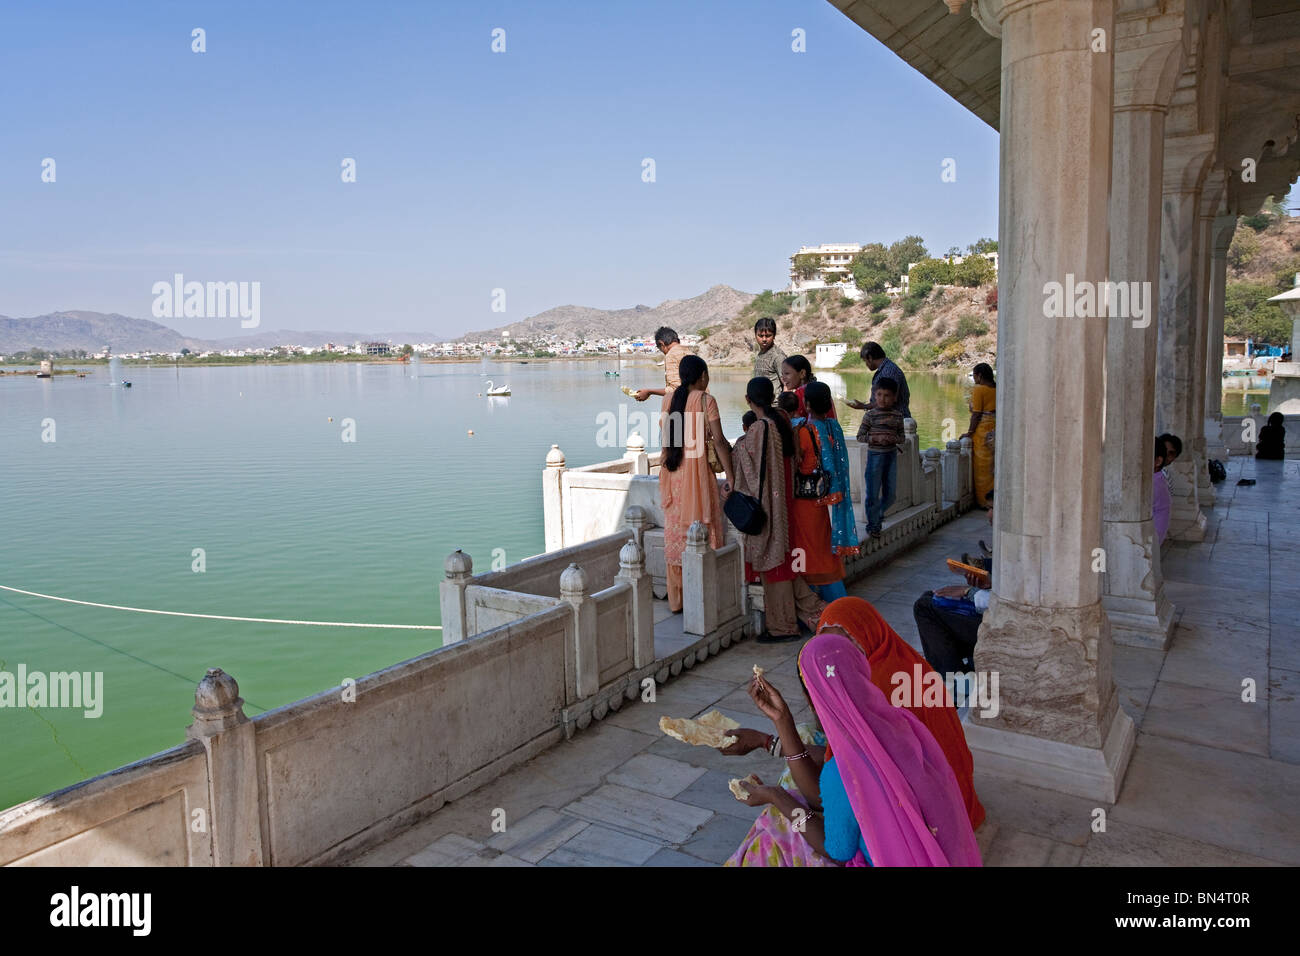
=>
[805,382,833,418]
[1158,432,1182,464]
[777,391,800,415]
[874,377,898,409]
[742,410,758,432]
[1268,412,1285,428]
[754,317,777,351]
[1153,436,1166,472]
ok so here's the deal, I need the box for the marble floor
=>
[348,455,1300,867]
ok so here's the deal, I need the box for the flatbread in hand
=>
[658,710,741,749]
[728,773,762,801]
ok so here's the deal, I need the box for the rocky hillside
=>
[460,284,756,342]
[698,284,998,373]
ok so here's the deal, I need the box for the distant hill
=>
[0,312,444,353]
[460,284,757,342]
[0,311,208,353]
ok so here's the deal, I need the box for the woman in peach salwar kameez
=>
[658,355,732,612]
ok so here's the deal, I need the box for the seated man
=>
[913,499,994,699]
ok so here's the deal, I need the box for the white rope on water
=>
[0,584,442,630]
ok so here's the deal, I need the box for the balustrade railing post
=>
[543,444,567,551]
[681,521,717,636]
[186,668,264,866]
[617,538,655,668]
[439,550,472,645]
[561,563,598,699]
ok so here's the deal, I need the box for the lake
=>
[0,359,1240,808]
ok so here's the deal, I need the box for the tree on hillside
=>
[887,236,928,277]
[909,257,956,285]
[954,255,996,287]
[945,245,963,258]
[850,243,892,292]
[1224,281,1291,344]
[968,237,998,254]
[1227,220,1260,268]
[793,253,823,281]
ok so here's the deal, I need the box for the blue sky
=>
[0,0,1004,338]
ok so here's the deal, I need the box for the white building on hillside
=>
[788,243,864,299]
[815,342,849,369]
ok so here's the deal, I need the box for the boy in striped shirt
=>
[857,378,905,537]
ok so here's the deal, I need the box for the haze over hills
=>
[2,284,759,353]
[459,285,757,342]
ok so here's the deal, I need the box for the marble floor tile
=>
[485,807,589,863]
[607,752,707,798]
[674,770,772,820]
[1269,667,1300,764]
[1111,734,1300,864]
[1141,679,1268,755]
[564,783,713,844]
[644,847,716,867]
[971,772,1099,847]
[404,833,487,867]
[1079,819,1283,867]
[983,828,1085,866]
[601,673,734,736]
[538,823,662,867]
[678,812,756,864]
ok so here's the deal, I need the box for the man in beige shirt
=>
[635,327,692,411]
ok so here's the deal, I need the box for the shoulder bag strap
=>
[758,417,768,500]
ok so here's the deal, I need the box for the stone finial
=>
[922,447,942,461]
[904,418,917,435]
[946,440,962,452]
[685,520,709,551]
[960,436,973,451]
[546,444,566,468]
[188,668,247,738]
[560,563,588,598]
[619,537,644,572]
[626,432,645,455]
[444,549,473,580]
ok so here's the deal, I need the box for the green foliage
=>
[793,253,823,280]
[909,257,955,285]
[1273,258,1300,291]
[1224,281,1292,344]
[696,327,711,339]
[909,279,933,300]
[880,327,903,359]
[850,242,892,293]
[901,342,937,368]
[869,293,890,312]
[967,237,998,254]
[902,297,921,316]
[1228,223,1260,268]
[840,296,855,309]
[741,289,792,322]
[953,255,996,287]
[1242,213,1272,232]
[842,327,862,346]
[954,314,989,338]
[939,341,967,362]
[887,236,928,277]
[836,349,864,370]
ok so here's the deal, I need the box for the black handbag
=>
[724,420,767,535]
[794,423,833,500]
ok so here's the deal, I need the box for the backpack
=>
[1207,459,1226,483]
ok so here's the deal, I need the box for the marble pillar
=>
[1157,185,1208,541]
[968,0,1134,803]
[1203,215,1237,460]
[1103,100,1175,649]
[1192,198,1218,508]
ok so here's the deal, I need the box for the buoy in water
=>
[468,429,475,436]
[328,416,334,422]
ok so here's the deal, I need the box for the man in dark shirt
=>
[847,341,911,419]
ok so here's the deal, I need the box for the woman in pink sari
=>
[658,355,732,612]
[728,632,982,867]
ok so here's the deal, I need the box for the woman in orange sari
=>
[659,355,732,612]
[817,596,986,830]
[960,363,996,509]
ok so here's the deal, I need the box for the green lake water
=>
[0,359,1248,808]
